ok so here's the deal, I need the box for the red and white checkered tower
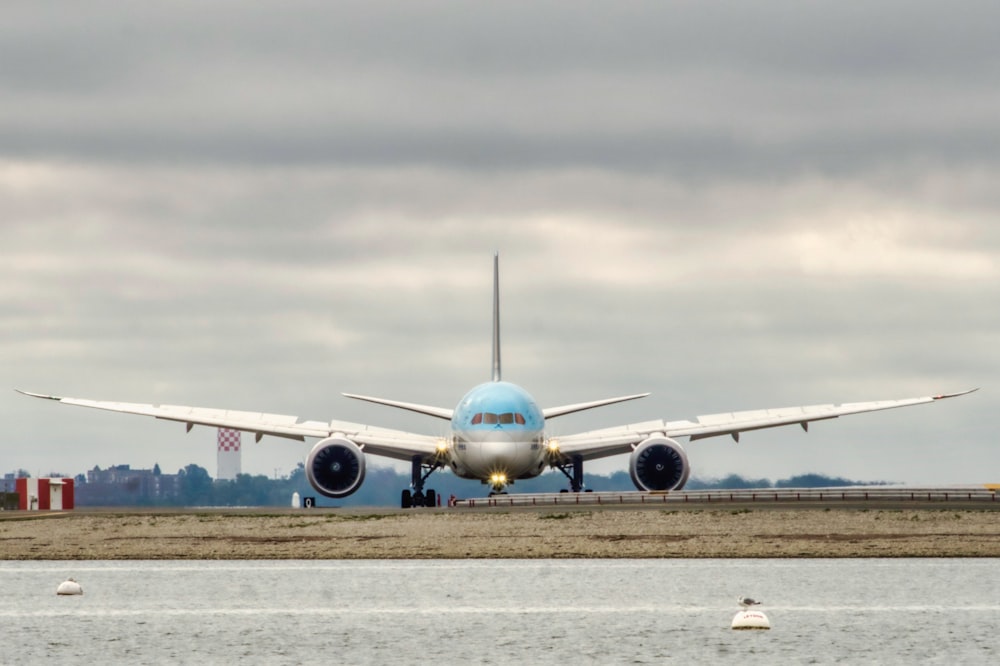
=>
[217,428,242,480]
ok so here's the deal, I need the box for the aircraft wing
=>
[549,389,978,462]
[15,390,443,462]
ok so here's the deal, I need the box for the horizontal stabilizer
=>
[342,393,454,420]
[543,393,650,419]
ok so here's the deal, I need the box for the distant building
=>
[77,464,180,505]
[217,428,242,481]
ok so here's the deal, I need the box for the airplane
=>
[18,254,976,508]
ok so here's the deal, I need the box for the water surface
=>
[2,559,997,664]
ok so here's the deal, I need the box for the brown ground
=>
[2,506,999,559]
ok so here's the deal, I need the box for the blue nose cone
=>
[453,381,543,431]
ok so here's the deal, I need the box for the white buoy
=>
[56,578,83,596]
[731,609,770,630]
[292,491,300,508]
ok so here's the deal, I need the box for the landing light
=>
[547,439,560,453]
[489,472,508,486]
[435,439,449,454]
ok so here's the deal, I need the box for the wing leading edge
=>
[15,390,441,462]
[549,389,978,462]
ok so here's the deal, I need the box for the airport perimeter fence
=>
[458,487,1000,508]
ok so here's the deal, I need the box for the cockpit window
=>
[470,412,528,426]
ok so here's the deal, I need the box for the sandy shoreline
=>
[3,506,1000,559]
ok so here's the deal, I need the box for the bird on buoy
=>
[56,578,83,595]
[732,596,769,630]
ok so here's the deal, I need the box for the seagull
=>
[738,596,761,609]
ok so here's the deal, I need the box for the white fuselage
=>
[447,380,546,488]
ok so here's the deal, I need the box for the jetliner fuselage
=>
[449,381,546,488]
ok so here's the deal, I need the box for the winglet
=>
[492,251,501,382]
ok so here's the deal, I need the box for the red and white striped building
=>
[16,477,75,510]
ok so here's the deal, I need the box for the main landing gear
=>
[554,454,586,493]
[401,455,441,508]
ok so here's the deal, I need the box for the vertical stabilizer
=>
[492,252,501,382]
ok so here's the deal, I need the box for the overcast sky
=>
[3,1,996,490]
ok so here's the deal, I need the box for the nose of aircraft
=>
[483,438,522,468]
[459,434,539,482]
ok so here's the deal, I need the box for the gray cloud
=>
[2,1,997,487]
[4,2,1000,175]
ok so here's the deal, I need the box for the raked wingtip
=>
[15,389,61,400]
[932,388,979,400]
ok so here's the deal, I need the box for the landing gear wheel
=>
[425,489,437,507]
[401,489,412,509]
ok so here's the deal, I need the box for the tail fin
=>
[492,251,501,382]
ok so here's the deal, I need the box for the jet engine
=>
[305,437,366,498]
[628,436,690,492]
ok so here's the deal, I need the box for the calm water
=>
[1,559,998,664]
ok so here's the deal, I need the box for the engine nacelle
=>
[629,436,690,492]
[305,437,366,498]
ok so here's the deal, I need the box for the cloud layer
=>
[3,2,996,488]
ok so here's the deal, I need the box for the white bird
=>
[737,596,761,608]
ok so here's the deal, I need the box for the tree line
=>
[72,464,887,508]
